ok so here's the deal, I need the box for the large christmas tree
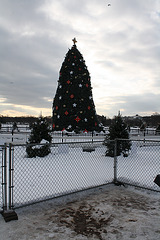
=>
[52,38,100,132]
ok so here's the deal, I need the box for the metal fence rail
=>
[51,132,105,143]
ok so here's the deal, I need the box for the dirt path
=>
[0,185,160,240]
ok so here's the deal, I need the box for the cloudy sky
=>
[0,0,160,118]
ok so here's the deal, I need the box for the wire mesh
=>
[0,146,3,210]
[7,139,160,209]
[12,141,113,208]
[51,132,105,143]
[117,139,160,191]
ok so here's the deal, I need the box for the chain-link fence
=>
[0,131,105,144]
[12,141,112,209]
[116,139,160,191]
[0,139,160,211]
[51,132,105,143]
[0,145,3,211]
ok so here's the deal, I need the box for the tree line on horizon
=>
[0,114,160,128]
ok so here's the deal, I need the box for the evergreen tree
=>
[156,123,160,134]
[104,112,131,157]
[140,122,146,132]
[26,117,52,158]
[12,122,18,131]
[52,38,100,132]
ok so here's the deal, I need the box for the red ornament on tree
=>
[86,84,89,88]
[67,80,71,84]
[53,123,55,129]
[56,106,58,110]
[83,129,88,133]
[75,116,81,123]
[70,94,74,99]
[88,106,91,110]
[65,111,69,115]
[95,122,97,126]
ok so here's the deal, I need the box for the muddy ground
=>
[0,185,160,240]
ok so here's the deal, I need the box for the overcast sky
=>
[0,0,160,118]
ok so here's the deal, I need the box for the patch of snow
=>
[40,139,49,144]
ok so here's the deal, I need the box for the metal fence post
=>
[8,143,13,210]
[3,143,7,211]
[114,139,117,183]
[2,144,18,221]
[62,131,64,143]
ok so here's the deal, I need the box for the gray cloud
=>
[0,0,160,117]
[97,93,160,117]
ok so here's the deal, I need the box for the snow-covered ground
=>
[0,185,160,240]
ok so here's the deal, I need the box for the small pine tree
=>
[12,122,18,131]
[156,123,160,135]
[140,122,146,132]
[26,117,52,158]
[104,112,131,157]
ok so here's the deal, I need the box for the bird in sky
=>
[108,3,111,6]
